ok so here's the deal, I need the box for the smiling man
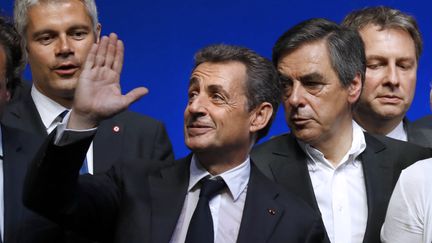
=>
[342,6,431,146]
[23,42,328,243]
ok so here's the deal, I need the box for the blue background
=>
[1,0,431,158]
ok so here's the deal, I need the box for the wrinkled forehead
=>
[189,61,247,90]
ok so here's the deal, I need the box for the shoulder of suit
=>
[109,110,164,126]
[411,115,432,129]
[253,132,292,151]
[364,132,432,155]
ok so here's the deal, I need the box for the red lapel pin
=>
[113,126,120,133]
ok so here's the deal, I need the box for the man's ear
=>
[6,90,10,102]
[95,23,102,43]
[348,73,362,104]
[249,102,273,133]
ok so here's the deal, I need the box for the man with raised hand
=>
[24,37,328,242]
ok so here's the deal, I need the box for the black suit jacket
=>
[407,116,432,147]
[404,117,432,148]
[251,132,432,243]
[23,133,329,243]
[2,88,174,172]
[2,124,68,243]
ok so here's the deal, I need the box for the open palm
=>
[70,33,148,129]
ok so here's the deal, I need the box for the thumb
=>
[123,87,149,106]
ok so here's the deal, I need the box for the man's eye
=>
[71,31,88,40]
[37,35,54,45]
[303,82,324,95]
[398,63,413,70]
[367,63,381,70]
[211,94,225,102]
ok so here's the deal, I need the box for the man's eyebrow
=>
[32,24,92,38]
[298,72,324,83]
[188,77,199,88]
[32,29,56,39]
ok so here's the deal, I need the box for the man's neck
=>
[194,147,250,175]
[33,85,73,109]
[310,119,354,167]
[354,112,403,136]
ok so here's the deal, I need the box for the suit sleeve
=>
[23,131,122,242]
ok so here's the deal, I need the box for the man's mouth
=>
[53,63,80,76]
[186,122,214,136]
[377,94,403,104]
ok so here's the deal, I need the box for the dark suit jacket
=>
[23,133,329,243]
[2,88,174,242]
[2,124,68,243]
[404,117,432,148]
[407,116,432,147]
[251,132,432,243]
[2,87,174,172]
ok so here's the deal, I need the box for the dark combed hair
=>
[194,44,281,141]
[342,6,422,60]
[273,18,366,88]
[0,15,24,97]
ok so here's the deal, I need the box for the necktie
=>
[79,157,89,174]
[185,177,226,243]
[57,110,89,174]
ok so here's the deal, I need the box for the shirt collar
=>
[189,154,250,201]
[31,85,69,130]
[0,126,3,157]
[298,120,366,169]
[386,121,407,141]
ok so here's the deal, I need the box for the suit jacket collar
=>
[148,155,285,243]
[268,132,391,243]
[359,133,393,243]
[267,134,320,211]
[4,89,46,136]
[148,155,191,243]
[93,118,124,173]
[236,163,284,243]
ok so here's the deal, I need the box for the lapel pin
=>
[113,126,120,133]
[268,208,276,215]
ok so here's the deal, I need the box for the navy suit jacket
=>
[2,86,174,242]
[251,132,432,243]
[2,124,70,243]
[23,133,329,243]
[2,87,174,173]
[408,116,432,147]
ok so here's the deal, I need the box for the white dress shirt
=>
[170,154,250,243]
[0,127,4,241]
[386,121,407,142]
[381,158,432,243]
[299,121,368,243]
[32,86,94,174]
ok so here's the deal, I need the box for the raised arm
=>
[69,33,148,130]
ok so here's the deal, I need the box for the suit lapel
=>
[237,164,284,243]
[149,156,190,243]
[360,133,394,243]
[268,135,320,211]
[93,119,123,173]
[4,93,47,136]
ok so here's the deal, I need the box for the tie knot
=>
[199,177,226,199]
[57,110,69,122]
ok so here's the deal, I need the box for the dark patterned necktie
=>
[185,177,226,243]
